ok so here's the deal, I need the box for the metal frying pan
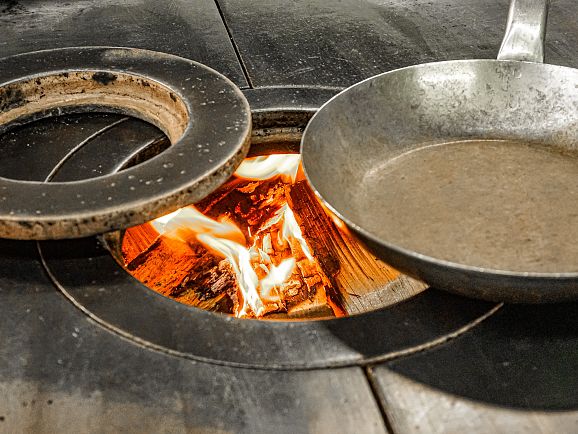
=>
[301,0,578,303]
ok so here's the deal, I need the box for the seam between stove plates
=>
[364,366,396,434]
[42,116,130,182]
[213,0,254,89]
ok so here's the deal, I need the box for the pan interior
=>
[302,60,578,275]
[355,139,578,273]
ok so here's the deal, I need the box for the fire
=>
[234,154,300,183]
[122,152,413,319]
[149,154,320,318]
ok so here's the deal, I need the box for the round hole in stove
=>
[105,141,428,321]
[39,88,500,369]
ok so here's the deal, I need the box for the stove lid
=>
[0,47,251,240]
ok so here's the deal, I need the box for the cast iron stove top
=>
[1,1,577,433]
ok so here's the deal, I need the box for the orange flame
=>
[151,154,316,318]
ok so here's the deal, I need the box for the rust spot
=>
[0,85,27,111]
[92,72,117,85]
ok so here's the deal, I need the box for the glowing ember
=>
[146,154,324,318]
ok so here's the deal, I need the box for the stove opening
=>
[120,152,425,320]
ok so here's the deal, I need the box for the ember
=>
[122,154,422,319]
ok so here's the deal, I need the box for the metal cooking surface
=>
[0,0,248,87]
[355,139,578,272]
[36,99,498,369]
[1,0,578,432]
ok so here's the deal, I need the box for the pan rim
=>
[301,58,578,280]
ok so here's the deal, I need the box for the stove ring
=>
[0,47,251,240]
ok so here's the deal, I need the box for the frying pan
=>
[301,0,578,303]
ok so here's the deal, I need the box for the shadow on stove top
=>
[383,300,578,411]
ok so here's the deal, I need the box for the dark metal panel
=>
[0,0,248,87]
[0,243,386,434]
[546,0,578,68]
[369,303,578,433]
[0,114,127,182]
[217,0,578,88]
[44,117,165,181]
[0,113,386,434]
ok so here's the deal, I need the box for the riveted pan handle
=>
[497,0,549,63]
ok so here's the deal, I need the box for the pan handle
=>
[497,0,549,63]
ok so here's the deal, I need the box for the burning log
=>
[122,223,159,264]
[195,168,339,318]
[124,229,235,312]
[258,222,338,318]
[197,177,290,241]
[120,153,425,320]
[288,178,426,315]
[122,170,339,318]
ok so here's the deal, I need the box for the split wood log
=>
[122,223,159,264]
[124,228,235,312]
[256,226,338,318]
[288,179,427,315]
[121,174,340,318]
[196,176,289,240]
[198,174,339,317]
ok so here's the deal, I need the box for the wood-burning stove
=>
[35,88,498,369]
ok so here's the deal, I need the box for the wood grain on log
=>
[122,223,159,264]
[124,228,235,312]
[288,180,427,315]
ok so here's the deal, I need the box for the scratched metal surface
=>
[1,0,578,433]
[0,0,248,87]
[0,249,385,434]
[0,115,386,434]
[217,0,578,88]
[369,302,578,433]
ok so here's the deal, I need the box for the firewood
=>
[267,285,335,319]
[123,169,382,319]
[248,224,338,318]
[200,174,340,318]
[126,233,236,312]
[122,223,159,264]
[288,180,427,315]
[196,176,291,240]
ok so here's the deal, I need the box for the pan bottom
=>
[355,139,578,273]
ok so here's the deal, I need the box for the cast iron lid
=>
[0,47,251,240]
